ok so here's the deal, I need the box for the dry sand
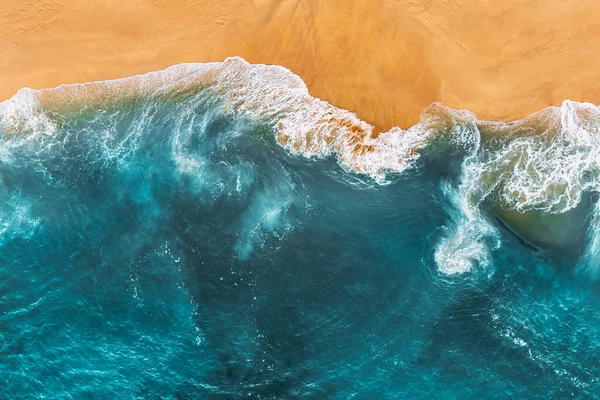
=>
[2,0,600,131]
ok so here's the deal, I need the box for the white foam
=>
[4,58,600,273]
[0,88,59,137]
[209,58,442,182]
[473,100,600,214]
[0,57,452,182]
[434,100,600,274]
[434,167,501,275]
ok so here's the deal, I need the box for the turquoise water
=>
[2,60,600,398]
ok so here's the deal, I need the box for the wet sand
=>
[2,0,600,131]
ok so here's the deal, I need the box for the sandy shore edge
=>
[2,0,600,131]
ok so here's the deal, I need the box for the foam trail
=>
[433,122,501,275]
[433,184,500,275]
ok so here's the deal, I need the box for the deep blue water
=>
[1,91,600,399]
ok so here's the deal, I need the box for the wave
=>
[0,57,479,182]
[2,57,600,274]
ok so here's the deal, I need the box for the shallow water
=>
[2,60,600,398]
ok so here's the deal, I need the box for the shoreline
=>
[2,56,599,261]
[3,0,600,132]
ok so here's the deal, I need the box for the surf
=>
[2,56,600,274]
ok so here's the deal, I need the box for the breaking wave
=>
[2,56,600,274]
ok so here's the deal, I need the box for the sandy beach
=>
[2,0,600,131]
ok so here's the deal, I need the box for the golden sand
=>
[2,0,600,132]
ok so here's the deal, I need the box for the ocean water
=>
[2,58,600,398]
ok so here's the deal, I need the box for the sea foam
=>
[0,58,461,182]
[2,57,600,274]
